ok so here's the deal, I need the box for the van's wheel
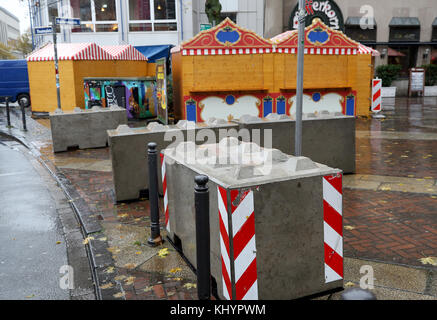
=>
[17,94,30,108]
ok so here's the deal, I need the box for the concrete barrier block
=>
[108,121,240,202]
[50,106,127,153]
[162,139,343,300]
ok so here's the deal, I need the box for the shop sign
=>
[289,0,345,31]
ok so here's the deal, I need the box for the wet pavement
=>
[0,136,95,300]
[0,97,436,300]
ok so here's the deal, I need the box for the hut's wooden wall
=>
[173,52,373,118]
[28,60,156,113]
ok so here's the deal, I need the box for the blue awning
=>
[134,45,173,63]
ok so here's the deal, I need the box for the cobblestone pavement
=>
[1,98,436,300]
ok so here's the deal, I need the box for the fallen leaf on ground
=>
[100,283,114,289]
[118,214,128,219]
[104,266,115,274]
[98,237,107,241]
[158,248,169,258]
[418,257,437,266]
[113,292,125,298]
[143,286,153,292]
[135,251,142,255]
[183,283,197,289]
[114,275,126,281]
[124,276,135,285]
[123,263,136,269]
[345,282,355,287]
[344,226,355,231]
[56,241,61,245]
[107,247,121,254]
[380,186,391,191]
[25,294,35,298]
[82,236,95,245]
[173,277,183,281]
[169,268,182,274]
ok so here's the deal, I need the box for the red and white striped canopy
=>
[27,43,113,61]
[101,45,148,61]
[358,44,380,57]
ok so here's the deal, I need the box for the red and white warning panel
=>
[160,154,170,233]
[372,78,382,113]
[162,138,344,300]
[323,174,343,283]
[218,188,259,300]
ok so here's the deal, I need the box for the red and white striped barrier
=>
[218,186,233,300]
[160,154,170,233]
[217,175,343,299]
[230,189,258,300]
[323,174,343,283]
[218,187,258,300]
[372,78,382,113]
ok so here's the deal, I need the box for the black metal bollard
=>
[147,142,163,247]
[195,175,211,300]
[341,288,377,300]
[5,97,11,127]
[20,99,27,131]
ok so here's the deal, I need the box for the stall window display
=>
[128,0,177,32]
[84,78,157,119]
[71,0,118,33]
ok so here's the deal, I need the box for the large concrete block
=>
[50,106,127,153]
[233,112,356,173]
[162,138,344,300]
[107,119,239,202]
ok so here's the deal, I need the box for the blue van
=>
[0,59,31,107]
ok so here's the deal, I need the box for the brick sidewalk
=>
[1,98,436,299]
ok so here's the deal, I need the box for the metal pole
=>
[295,0,306,157]
[52,16,61,111]
[5,97,11,127]
[28,0,35,50]
[20,100,27,131]
[194,175,210,300]
[147,142,163,247]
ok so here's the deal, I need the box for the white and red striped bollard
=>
[160,154,170,233]
[372,78,382,113]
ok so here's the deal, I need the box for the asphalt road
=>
[0,141,70,300]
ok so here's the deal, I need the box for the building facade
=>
[29,0,264,48]
[266,0,437,78]
[29,0,437,79]
[0,6,20,46]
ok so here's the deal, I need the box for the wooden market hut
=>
[27,43,155,113]
[171,18,379,122]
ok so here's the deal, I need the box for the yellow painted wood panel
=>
[191,55,265,92]
[171,52,184,120]
[28,60,77,112]
[355,54,372,116]
[284,55,349,89]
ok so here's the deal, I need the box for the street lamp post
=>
[295,0,306,157]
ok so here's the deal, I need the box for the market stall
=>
[27,43,155,113]
[171,18,378,122]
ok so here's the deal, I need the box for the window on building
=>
[432,18,437,42]
[389,17,420,42]
[48,2,60,33]
[220,12,237,24]
[388,46,418,78]
[345,17,376,43]
[71,0,118,33]
[128,0,177,32]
